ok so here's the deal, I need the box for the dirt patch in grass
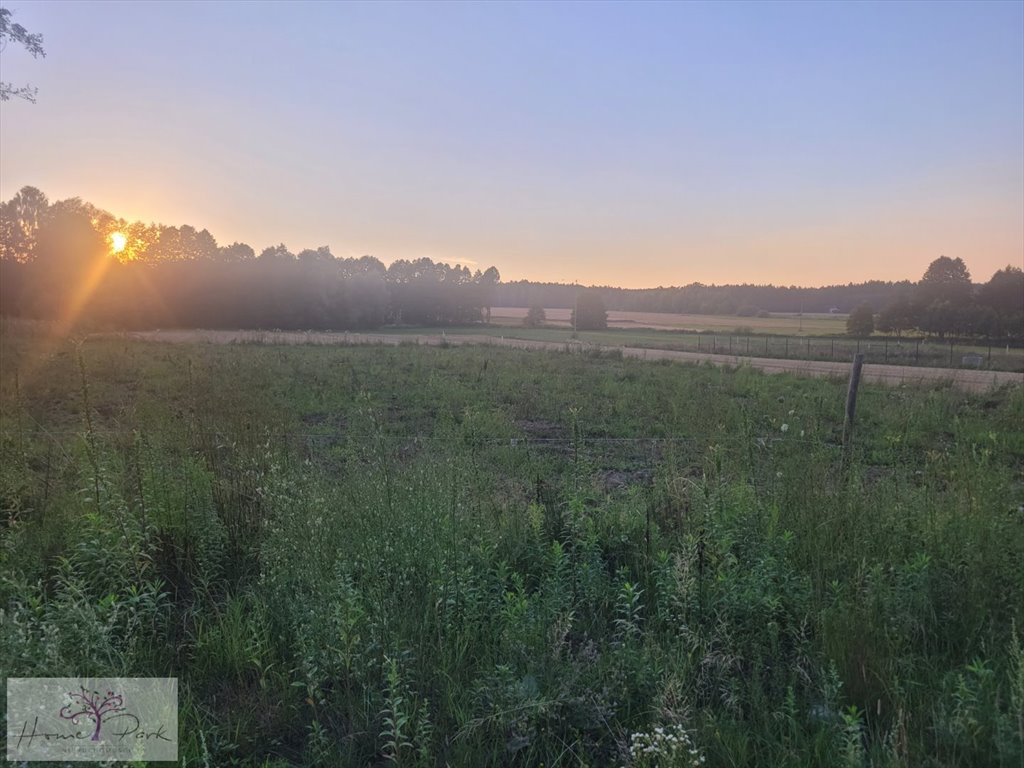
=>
[596,468,655,492]
[515,418,568,442]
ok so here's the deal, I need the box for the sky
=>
[1,0,1021,289]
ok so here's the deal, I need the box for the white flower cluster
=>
[625,723,706,767]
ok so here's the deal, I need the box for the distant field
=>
[391,315,1024,372]
[490,307,849,335]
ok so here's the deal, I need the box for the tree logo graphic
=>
[58,686,138,741]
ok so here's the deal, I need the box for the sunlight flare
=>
[110,231,127,254]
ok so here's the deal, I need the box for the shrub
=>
[524,305,546,327]
[846,303,875,336]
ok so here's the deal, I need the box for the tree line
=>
[499,262,1023,339]
[496,279,910,317]
[1,186,1020,338]
[0,187,499,330]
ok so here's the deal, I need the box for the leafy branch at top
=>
[0,8,46,103]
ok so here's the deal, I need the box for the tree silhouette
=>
[217,241,256,262]
[917,256,972,306]
[0,186,49,261]
[0,8,46,103]
[979,266,1024,337]
[2,187,1017,343]
[876,293,914,337]
[914,256,975,338]
[258,243,296,262]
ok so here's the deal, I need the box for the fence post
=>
[884,339,888,363]
[785,337,789,357]
[843,353,865,450]
[831,339,835,359]
[949,341,953,367]
[697,335,701,352]
[916,340,920,363]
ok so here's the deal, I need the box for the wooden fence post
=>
[843,353,865,450]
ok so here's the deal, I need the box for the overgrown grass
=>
[1,327,1022,766]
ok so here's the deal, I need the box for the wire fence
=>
[579,332,1024,371]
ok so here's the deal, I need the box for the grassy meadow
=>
[1,324,1023,767]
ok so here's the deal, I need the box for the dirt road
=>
[111,329,1024,394]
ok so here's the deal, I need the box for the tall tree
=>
[979,266,1024,337]
[478,265,500,323]
[914,256,975,338]
[27,205,107,318]
[0,186,49,261]
[916,256,973,307]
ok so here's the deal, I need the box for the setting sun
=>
[110,231,127,254]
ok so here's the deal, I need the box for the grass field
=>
[1,324,1023,767]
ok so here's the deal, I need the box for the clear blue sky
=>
[1,0,1021,287]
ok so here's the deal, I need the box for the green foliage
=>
[0,8,46,103]
[1,327,1022,766]
[846,303,875,337]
